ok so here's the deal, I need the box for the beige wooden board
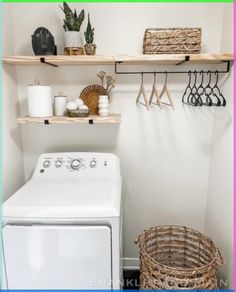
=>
[3,53,234,66]
[3,55,115,65]
[17,114,121,124]
[116,53,234,65]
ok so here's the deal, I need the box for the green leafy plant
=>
[84,14,94,44]
[60,2,85,32]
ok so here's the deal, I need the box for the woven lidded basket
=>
[143,28,201,54]
[135,225,224,290]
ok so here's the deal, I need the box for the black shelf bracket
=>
[44,119,50,125]
[40,57,58,68]
[176,55,190,65]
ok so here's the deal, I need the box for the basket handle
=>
[216,248,225,266]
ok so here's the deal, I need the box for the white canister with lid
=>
[54,91,67,116]
[27,80,52,117]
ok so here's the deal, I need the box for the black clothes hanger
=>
[212,71,226,107]
[182,71,192,105]
[203,71,213,107]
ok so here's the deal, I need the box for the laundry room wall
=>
[205,4,234,288]
[3,2,233,286]
[2,6,25,201]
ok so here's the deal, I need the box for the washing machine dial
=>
[55,160,63,168]
[71,159,81,170]
[90,159,97,168]
[43,160,51,168]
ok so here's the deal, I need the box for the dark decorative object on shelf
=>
[32,27,56,56]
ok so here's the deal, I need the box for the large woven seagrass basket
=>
[143,28,201,54]
[135,225,224,290]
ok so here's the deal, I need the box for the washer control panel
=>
[34,152,120,180]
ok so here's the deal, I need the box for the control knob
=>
[90,159,97,168]
[55,160,63,168]
[71,159,81,170]
[43,160,51,168]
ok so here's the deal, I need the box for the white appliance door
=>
[3,225,112,289]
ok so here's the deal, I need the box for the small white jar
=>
[98,95,109,117]
[27,80,52,117]
[54,92,67,116]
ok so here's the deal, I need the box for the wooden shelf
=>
[3,53,233,66]
[116,53,234,65]
[17,114,121,124]
[3,55,115,65]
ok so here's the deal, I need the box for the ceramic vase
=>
[98,95,109,117]
[64,31,83,48]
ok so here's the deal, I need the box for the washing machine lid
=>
[3,178,121,219]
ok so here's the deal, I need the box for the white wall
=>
[2,5,25,201]
[3,3,233,287]
[205,3,234,289]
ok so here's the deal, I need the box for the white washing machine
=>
[2,152,122,290]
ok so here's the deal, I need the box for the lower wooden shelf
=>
[17,114,121,124]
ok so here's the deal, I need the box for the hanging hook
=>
[141,72,144,83]
[154,71,157,83]
[164,71,168,83]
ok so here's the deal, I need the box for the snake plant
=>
[84,14,94,44]
[60,2,85,32]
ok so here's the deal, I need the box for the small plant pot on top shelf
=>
[84,43,96,55]
[60,2,85,55]
[64,31,83,48]
[64,31,84,55]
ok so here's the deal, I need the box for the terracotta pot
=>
[84,43,96,55]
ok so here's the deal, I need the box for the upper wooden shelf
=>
[3,53,234,66]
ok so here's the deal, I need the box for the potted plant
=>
[60,2,85,54]
[84,14,96,55]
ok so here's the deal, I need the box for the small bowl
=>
[67,108,90,117]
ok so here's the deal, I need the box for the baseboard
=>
[122,257,140,270]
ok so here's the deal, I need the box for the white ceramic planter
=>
[98,95,109,117]
[64,31,83,48]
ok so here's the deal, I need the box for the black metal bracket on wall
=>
[40,57,58,68]
[44,119,50,125]
[114,58,231,76]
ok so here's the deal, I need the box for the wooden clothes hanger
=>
[136,73,150,110]
[149,72,162,108]
[159,72,175,110]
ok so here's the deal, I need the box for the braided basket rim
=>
[136,225,220,272]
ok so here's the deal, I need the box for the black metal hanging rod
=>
[114,60,231,75]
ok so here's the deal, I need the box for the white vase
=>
[64,31,83,48]
[98,95,109,117]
